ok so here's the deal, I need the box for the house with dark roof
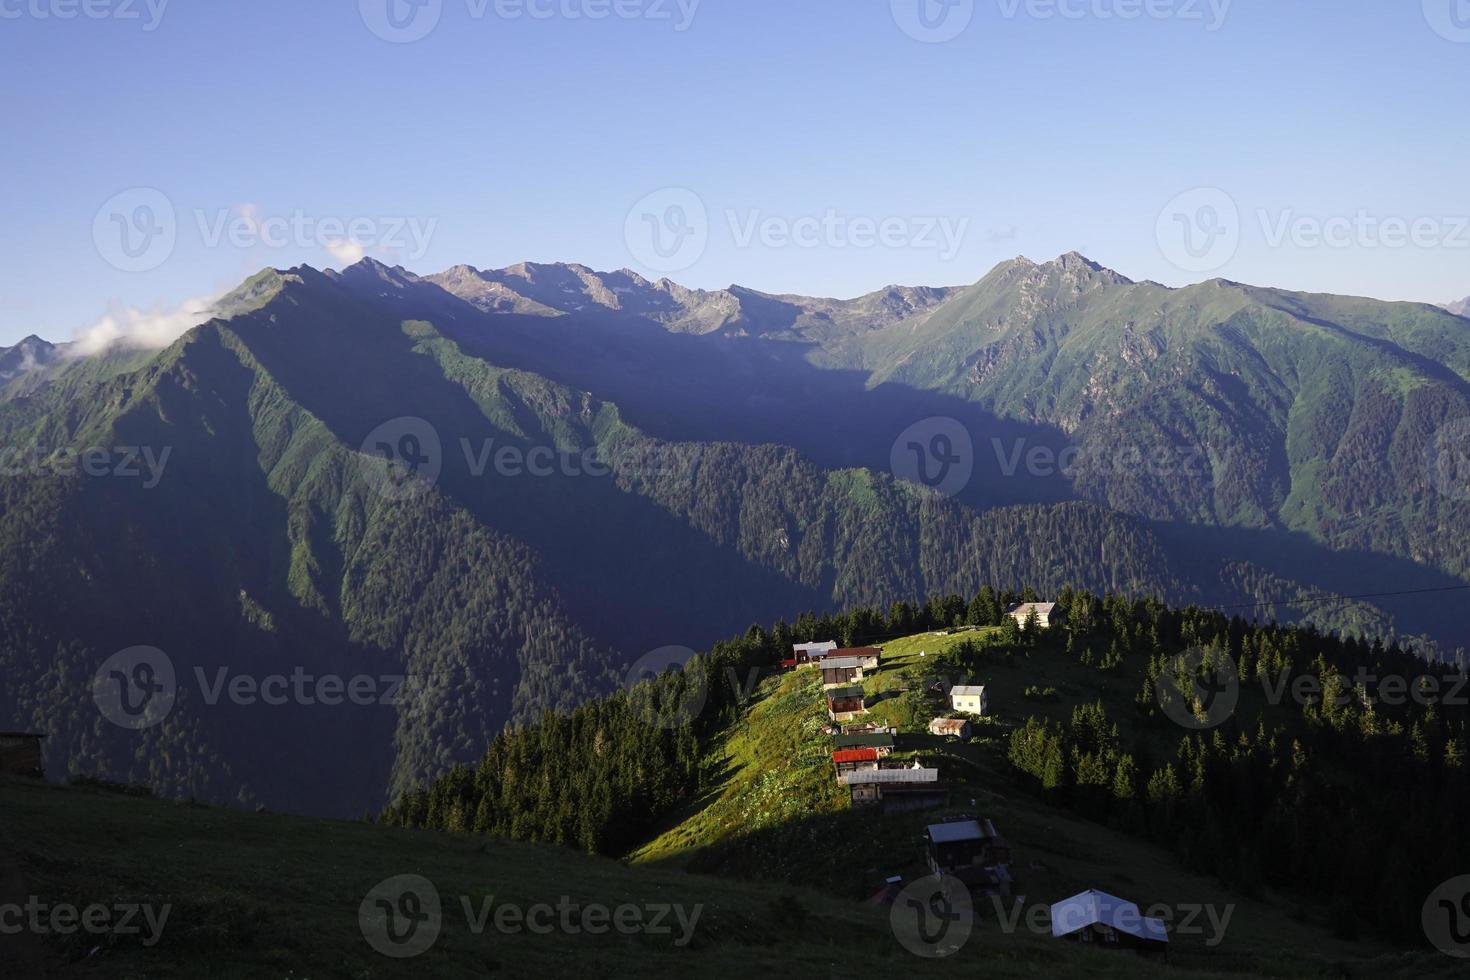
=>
[825,685,866,722]
[0,732,46,778]
[1050,889,1169,958]
[833,731,894,757]
[829,647,881,670]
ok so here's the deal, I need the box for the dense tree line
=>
[392,585,1470,951]
[996,591,1470,945]
[380,632,773,853]
[378,591,1042,851]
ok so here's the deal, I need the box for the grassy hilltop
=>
[3,621,1465,977]
[629,628,1449,977]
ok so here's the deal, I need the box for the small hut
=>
[929,717,972,740]
[0,732,46,778]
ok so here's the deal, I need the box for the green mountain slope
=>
[3,257,1465,819]
[393,593,1470,973]
[624,639,1387,975]
[861,254,1470,579]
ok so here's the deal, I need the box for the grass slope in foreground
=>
[631,628,1455,978]
[0,775,1252,980]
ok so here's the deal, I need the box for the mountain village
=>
[787,601,1170,958]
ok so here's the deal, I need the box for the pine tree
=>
[1113,754,1139,800]
[1146,764,1182,804]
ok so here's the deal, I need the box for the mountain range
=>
[0,335,61,383]
[3,252,1469,816]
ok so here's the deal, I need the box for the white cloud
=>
[325,239,367,266]
[71,293,222,358]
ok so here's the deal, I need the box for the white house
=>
[950,685,988,716]
[1007,602,1057,629]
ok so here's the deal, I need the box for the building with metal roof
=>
[819,656,865,671]
[791,641,837,666]
[825,685,866,722]
[833,732,894,755]
[926,819,985,844]
[949,685,988,715]
[838,766,938,785]
[929,717,972,739]
[1050,889,1169,957]
[831,748,880,777]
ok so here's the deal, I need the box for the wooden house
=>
[833,731,894,757]
[830,647,882,670]
[1050,890,1169,958]
[929,717,972,740]
[949,685,988,716]
[872,783,949,813]
[831,748,880,777]
[0,732,46,778]
[819,656,867,687]
[925,818,1011,876]
[792,641,838,666]
[839,764,942,809]
[825,685,866,722]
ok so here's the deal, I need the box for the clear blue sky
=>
[3,0,1469,346]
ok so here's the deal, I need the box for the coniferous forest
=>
[385,587,1470,947]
